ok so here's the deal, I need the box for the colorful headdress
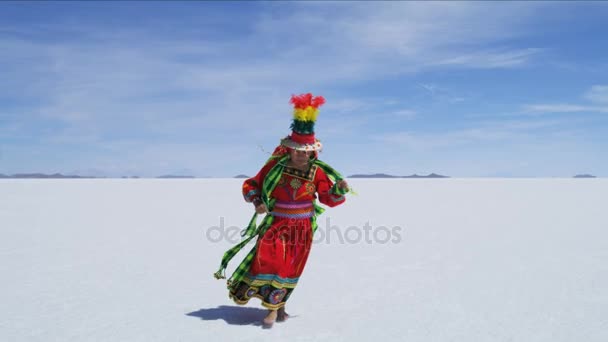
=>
[280,93,325,152]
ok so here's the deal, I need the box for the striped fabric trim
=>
[330,195,345,202]
[230,292,288,310]
[274,201,313,209]
[271,201,315,219]
[270,201,315,218]
[241,273,300,289]
[244,273,300,284]
[243,189,260,202]
[271,210,315,219]
[273,207,314,214]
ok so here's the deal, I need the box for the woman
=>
[214,93,350,328]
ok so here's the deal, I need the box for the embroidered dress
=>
[229,158,346,309]
[213,93,351,313]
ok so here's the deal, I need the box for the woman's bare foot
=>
[262,310,277,328]
[277,307,289,322]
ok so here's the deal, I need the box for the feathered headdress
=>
[280,93,325,151]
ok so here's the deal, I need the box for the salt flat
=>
[1,179,607,341]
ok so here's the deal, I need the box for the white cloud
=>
[523,85,608,114]
[522,104,608,114]
[584,85,608,104]
[416,84,472,104]
[374,118,571,151]
[0,2,562,175]
[3,2,548,123]
[247,2,546,80]
[433,48,542,69]
[376,129,515,151]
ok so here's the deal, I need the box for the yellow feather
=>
[293,108,307,121]
[309,108,319,121]
[293,107,319,122]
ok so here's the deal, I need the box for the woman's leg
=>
[277,306,289,322]
[263,309,277,327]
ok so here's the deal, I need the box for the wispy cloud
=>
[1,1,604,177]
[584,85,608,104]
[433,48,543,69]
[522,85,608,114]
[250,2,546,78]
[374,118,572,151]
[417,83,471,104]
[2,2,547,120]
[523,104,608,114]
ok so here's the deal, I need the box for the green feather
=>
[290,120,315,135]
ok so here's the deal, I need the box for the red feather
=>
[290,93,325,109]
[311,96,325,108]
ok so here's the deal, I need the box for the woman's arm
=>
[242,159,279,212]
[315,167,348,207]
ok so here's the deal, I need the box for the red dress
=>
[230,159,346,309]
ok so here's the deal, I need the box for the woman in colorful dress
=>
[214,93,350,328]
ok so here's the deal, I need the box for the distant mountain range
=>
[157,175,196,179]
[234,173,452,179]
[0,173,192,179]
[573,174,597,178]
[0,173,599,179]
[0,173,91,179]
[1,172,450,179]
[233,173,450,179]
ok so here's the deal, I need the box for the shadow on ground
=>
[186,305,267,326]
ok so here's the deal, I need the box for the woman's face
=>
[289,148,312,165]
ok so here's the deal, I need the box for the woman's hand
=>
[255,203,268,214]
[337,180,349,191]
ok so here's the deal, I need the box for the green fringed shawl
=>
[213,155,348,290]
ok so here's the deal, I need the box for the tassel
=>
[213,269,226,280]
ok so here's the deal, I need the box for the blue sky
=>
[1,1,607,177]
